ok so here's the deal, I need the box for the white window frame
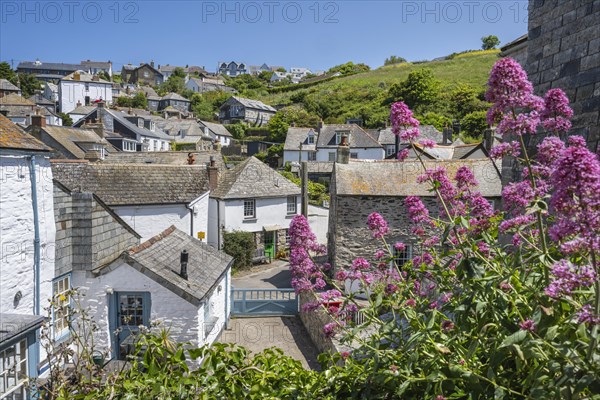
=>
[335,132,341,145]
[386,145,396,156]
[123,140,137,152]
[0,339,28,399]
[287,196,297,215]
[308,151,316,161]
[307,134,314,144]
[52,274,71,339]
[243,199,256,219]
[328,152,336,162]
[390,244,412,267]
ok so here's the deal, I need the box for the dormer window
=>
[335,131,350,145]
[307,132,315,145]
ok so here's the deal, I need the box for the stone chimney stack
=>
[483,128,494,152]
[442,127,452,145]
[180,250,188,280]
[208,156,219,191]
[31,114,46,128]
[337,133,350,164]
[317,119,324,133]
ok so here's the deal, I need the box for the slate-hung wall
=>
[527,0,600,151]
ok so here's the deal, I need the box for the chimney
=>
[85,122,105,139]
[92,75,99,82]
[317,119,324,133]
[76,100,82,108]
[84,149,101,162]
[31,114,46,128]
[208,156,219,191]
[483,128,494,152]
[73,72,80,81]
[337,133,350,164]
[180,250,189,280]
[150,60,155,68]
[442,127,452,145]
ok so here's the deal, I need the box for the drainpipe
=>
[28,155,41,316]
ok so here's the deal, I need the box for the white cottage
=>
[198,120,233,147]
[75,226,233,360]
[208,157,301,260]
[51,162,211,242]
[59,70,112,114]
[0,114,56,390]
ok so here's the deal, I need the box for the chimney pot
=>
[208,156,219,191]
[31,114,46,128]
[337,133,350,164]
[180,250,189,280]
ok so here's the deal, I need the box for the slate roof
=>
[74,107,170,140]
[376,125,443,145]
[411,143,486,160]
[31,125,111,159]
[316,124,382,149]
[0,93,36,106]
[161,93,190,102]
[28,93,54,106]
[0,114,52,151]
[99,150,226,170]
[18,61,83,72]
[115,226,232,306]
[51,162,210,206]
[199,120,232,137]
[0,79,20,92]
[0,314,45,344]
[137,86,158,97]
[333,159,502,198]
[68,105,96,115]
[231,96,276,112]
[61,71,111,84]
[81,60,112,69]
[283,127,317,151]
[211,156,300,200]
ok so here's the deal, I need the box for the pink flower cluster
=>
[288,215,326,294]
[541,88,573,133]
[544,259,597,298]
[577,304,600,326]
[390,101,420,141]
[489,141,521,159]
[367,212,389,238]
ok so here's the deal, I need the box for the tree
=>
[460,110,488,139]
[267,106,320,142]
[225,123,247,140]
[57,113,73,126]
[0,62,15,80]
[190,91,230,121]
[222,231,256,271]
[386,68,439,112]
[97,71,110,81]
[16,73,41,98]
[384,55,407,66]
[481,35,500,50]
[131,92,148,109]
[447,83,489,119]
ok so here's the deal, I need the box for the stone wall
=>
[54,183,140,275]
[527,0,600,151]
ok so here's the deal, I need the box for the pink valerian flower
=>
[544,259,597,298]
[301,302,321,313]
[496,109,542,136]
[374,249,386,260]
[422,235,440,248]
[436,396,448,400]
[352,258,370,271]
[335,270,349,281]
[397,148,410,161]
[417,167,457,204]
[422,252,434,265]
[499,214,536,232]
[404,298,416,307]
[384,283,398,296]
[405,196,432,224]
[502,181,536,209]
[323,322,338,338]
[441,320,454,332]
[394,242,406,252]
[319,289,342,302]
[549,136,600,248]
[489,141,521,159]
[476,241,490,256]
[399,127,421,142]
[440,292,453,303]
[419,138,436,148]
[519,319,536,332]
[541,88,573,133]
[499,281,513,292]
[454,166,478,189]
[340,351,351,359]
[577,304,600,325]
[536,136,566,166]
[390,101,420,136]
[288,215,327,294]
[367,212,389,238]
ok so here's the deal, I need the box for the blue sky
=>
[1,1,528,72]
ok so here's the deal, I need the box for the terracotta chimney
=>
[208,156,219,191]
[337,133,350,164]
[31,114,46,128]
[73,72,80,81]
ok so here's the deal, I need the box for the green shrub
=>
[222,231,256,271]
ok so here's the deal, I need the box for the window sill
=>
[285,213,297,218]
[243,217,257,222]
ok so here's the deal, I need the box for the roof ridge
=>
[129,225,176,254]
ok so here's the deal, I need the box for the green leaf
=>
[500,330,527,348]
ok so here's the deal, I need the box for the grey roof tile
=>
[316,124,382,149]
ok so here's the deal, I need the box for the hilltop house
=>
[247,63,284,75]
[217,61,247,77]
[219,96,276,126]
[17,60,84,82]
[52,161,211,242]
[0,114,56,385]
[73,102,172,152]
[75,226,233,359]
[123,63,163,86]
[327,158,502,271]
[81,60,113,78]
[198,120,233,146]
[282,123,385,165]
[43,82,59,103]
[185,76,236,94]
[29,93,56,113]
[59,71,112,113]
[0,78,21,97]
[28,117,114,160]
[159,93,191,113]
[208,157,300,260]
[372,125,444,158]
[68,105,96,124]
[0,93,62,126]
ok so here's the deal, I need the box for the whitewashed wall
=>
[190,193,209,242]
[222,197,299,233]
[59,81,113,114]
[283,150,314,165]
[307,205,329,245]
[218,135,231,147]
[113,204,191,242]
[315,147,384,161]
[198,270,230,344]
[0,154,55,315]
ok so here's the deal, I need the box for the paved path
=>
[233,260,291,289]
[221,316,321,370]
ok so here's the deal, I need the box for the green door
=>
[264,231,275,261]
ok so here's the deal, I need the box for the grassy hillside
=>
[257,50,500,129]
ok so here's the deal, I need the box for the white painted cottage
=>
[208,157,301,260]
[0,114,56,390]
[59,71,112,114]
[51,162,211,242]
[198,120,233,147]
[75,226,233,360]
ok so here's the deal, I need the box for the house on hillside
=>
[0,93,62,126]
[159,93,191,113]
[185,76,236,94]
[59,71,112,113]
[43,82,59,103]
[17,60,84,82]
[218,96,276,126]
[73,102,171,151]
[198,120,233,146]
[28,118,114,160]
[327,158,502,271]
[0,114,56,383]
[208,157,300,260]
[124,63,163,86]
[68,105,96,124]
[217,61,247,77]
[75,226,233,359]
[52,161,212,242]
[371,125,444,158]
[282,123,384,165]
[28,93,56,113]
[81,60,113,78]
[0,78,21,97]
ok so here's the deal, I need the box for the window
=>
[287,196,297,214]
[244,199,256,218]
[84,82,89,92]
[143,71,149,78]
[391,244,412,267]
[307,134,315,144]
[335,131,341,145]
[308,151,316,161]
[328,152,337,162]
[386,145,396,156]
[0,339,28,399]
[350,152,358,159]
[52,274,71,338]
[123,140,137,152]
[285,229,291,244]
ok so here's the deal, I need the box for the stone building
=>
[327,159,502,271]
